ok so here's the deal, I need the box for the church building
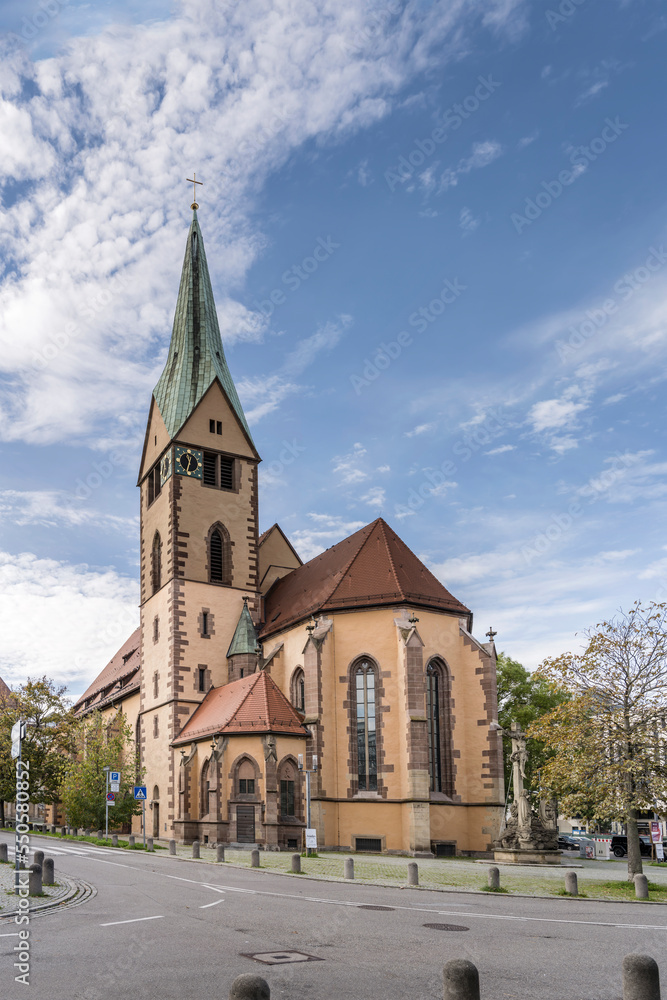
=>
[74,208,505,856]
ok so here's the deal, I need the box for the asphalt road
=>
[1,832,665,1000]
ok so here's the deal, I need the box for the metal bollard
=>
[444,959,481,1000]
[192,840,200,859]
[43,858,55,886]
[488,866,500,890]
[147,837,154,852]
[229,973,270,999]
[33,850,44,869]
[128,835,135,847]
[29,863,43,896]
[408,861,419,886]
[565,871,578,896]
[622,954,661,1000]
[0,843,8,863]
[251,849,260,868]
[291,853,301,873]
[217,844,225,863]
[169,839,176,855]
[634,874,649,900]
[111,834,118,847]
[344,857,354,879]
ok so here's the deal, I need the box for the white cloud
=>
[438,140,503,192]
[360,486,386,509]
[290,513,366,562]
[459,206,480,235]
[0,490,137,532]
[518,131,538,148]
[603,393,627,405]
[529,397,588,433]
[485,444,515,456]
[332,442,368,484]
[282,316,352,377]
[405,422,436,437]
[0,550,138,696]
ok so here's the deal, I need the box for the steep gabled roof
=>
[74,628,141,713]
[152,209,254,446]
[260,518,470,638]
[172,671,308,745]
[227,600,259,657]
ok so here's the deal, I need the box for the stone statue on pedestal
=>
[493,721,558,857]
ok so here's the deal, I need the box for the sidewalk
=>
[0,860,76,917]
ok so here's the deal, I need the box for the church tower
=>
[136,208,260,841]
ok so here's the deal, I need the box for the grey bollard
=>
[111,834,118,847]
[634,874,649,899]
[169,839,176,855]
[50,824,56,834]
[344,857,354,879]
[251,849,260,868]
[29,863,42,896]
[97,830,103,840]
[33,850,44,868]
[408,861,419,886]
[128,835,135,847]
[192,840,200,859]
[565,871,578,896]
[84,828,91,836]
[291,853,301,873]
[60,826,67,836]
[147,837,154,852]
[444,959,481,1000]
[229,973,270,1000]
[0,843,7,862]
[488,866,500,890]
[217,844,225,863]
[622,954,661,1000]
[43,857,55,886]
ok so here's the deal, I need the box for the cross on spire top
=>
[187,172,203,210]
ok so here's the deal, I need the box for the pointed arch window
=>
[427,658,454,796]
[355,660,377,791]
[151,532,161,594]
[207,522,232,585]
[200,758,210,819]
[291,668,305,713]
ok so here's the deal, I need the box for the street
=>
[1,832,665,1000]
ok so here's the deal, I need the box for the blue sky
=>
[1,0,666,698]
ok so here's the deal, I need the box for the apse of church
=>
[72,209,504,857]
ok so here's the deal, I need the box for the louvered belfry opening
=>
[210,528,223,582]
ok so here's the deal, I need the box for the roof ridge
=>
[377,518,404,599]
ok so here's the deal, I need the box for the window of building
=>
[153,616,159,643]
[151,532,161,593]
[210,529,223,582]
[153,672,159,698]
[216,421,222,435]
[355,661,377,791]
[209,419,215,433]
[147,463,161,506]
[200,759,210,819]
[291,668,305,712]
[202,451,235,490]
[153,715,159,738]
[198,667,206,693]
[280,779,295,817]
[239,778,255,794]
[202,611,208,636]
[426,659,454,797]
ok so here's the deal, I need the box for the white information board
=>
[305,828,317,849]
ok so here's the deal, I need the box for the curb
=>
[0,874,91,921]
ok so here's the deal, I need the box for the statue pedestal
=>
[493,848,561,866]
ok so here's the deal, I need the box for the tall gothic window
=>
[355,661,377,791]
[210,528,223,581]
[427,659,454,796]
[208,522,231,584]
[151,532,161,594]
[200,758,210,819]
[291,668,305,712]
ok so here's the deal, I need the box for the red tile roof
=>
[74,628,141,713]
[173,671,309,745]
[0,675,11,700]
[260,518,470,638]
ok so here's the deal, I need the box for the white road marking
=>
[199,899,225,908]
[100,916,165,927]
[40,852,667,934]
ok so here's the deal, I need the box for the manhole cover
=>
[358,905,395,911]
[243,951,324,966]
[422,923,469,932]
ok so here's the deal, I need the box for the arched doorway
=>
[152,785,160,839]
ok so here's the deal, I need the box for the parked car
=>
[610,835,653,858]
[558,835,580,851]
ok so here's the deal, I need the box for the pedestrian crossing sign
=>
[134,786,147,800]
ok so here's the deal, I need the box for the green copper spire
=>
[227,599,259,657]
[153,210,254,445]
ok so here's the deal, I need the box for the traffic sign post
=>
[134,787,147,848]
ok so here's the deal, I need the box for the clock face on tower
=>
[174,446,203,479]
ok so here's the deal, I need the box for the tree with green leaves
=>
[495,651,568,792]
[529,601,667,880]
[59,709,142,832]
[0,677,77,827]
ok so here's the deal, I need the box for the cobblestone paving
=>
[0,860,73,913]
[158,843,667,900]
